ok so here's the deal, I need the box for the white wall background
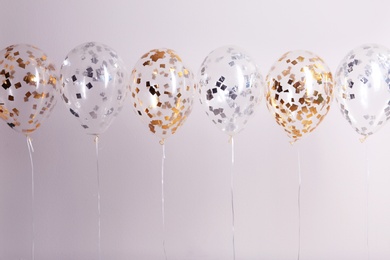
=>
[1,0,390,259]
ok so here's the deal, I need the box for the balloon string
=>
[365,142,370,260]
[230,136,236,260]
[297,147,301,260]
[94,135,101,260]
[161,143,168,260]
[26,136,35,260]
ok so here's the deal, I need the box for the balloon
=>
[198,46,263,137]
[60,42,127,136]
[0,44,57,135]
[265,50,333,144]
[335,44,390,141]
[129,48,195,144]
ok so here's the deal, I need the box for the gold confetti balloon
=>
[0,44,57,135]
[198,46,263,137]
[265,50,334,143]
[130,48,196,144]
[335,44,390,141]
[60,42,128,136]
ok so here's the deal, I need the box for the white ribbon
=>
[94,135,101,260]
[297,147,301,260]
[230,136,236,260]
[365,142,370,260]
[26,136,35,260]
[161,143,168,260]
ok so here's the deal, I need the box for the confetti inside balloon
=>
[265,50,333,143]
[129,48,195,143]
[198,46,263,137]
[0,44,57,135]
[60,42,127,135]
[335,44,390,141]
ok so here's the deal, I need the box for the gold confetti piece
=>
[150,50,165,62]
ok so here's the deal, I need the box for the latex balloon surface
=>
[198,46,263,136]
[0,44,57,135]
[130,48,195,143]
[60,42,127,135]
[265,50,333,143]
[335,44,390,140]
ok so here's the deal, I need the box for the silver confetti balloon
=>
[198,46,263,137]
[60,42,127,135]
[335,44,390,141]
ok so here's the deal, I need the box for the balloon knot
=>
[159,139,165,145]
[359,136,367,143]
[94,135,99,144]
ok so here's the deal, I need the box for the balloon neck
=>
[94,135,100,144]
[289,140,296,146]
[228,135,234,144]
[359,136,367,143]
[159,139,165,145]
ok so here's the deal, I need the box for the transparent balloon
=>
[60,42,127,135]
[0,44,57,135]
[129,48,196,143]
[265,50,333,144]
[335,44,390,141]
[198,46,263,137]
